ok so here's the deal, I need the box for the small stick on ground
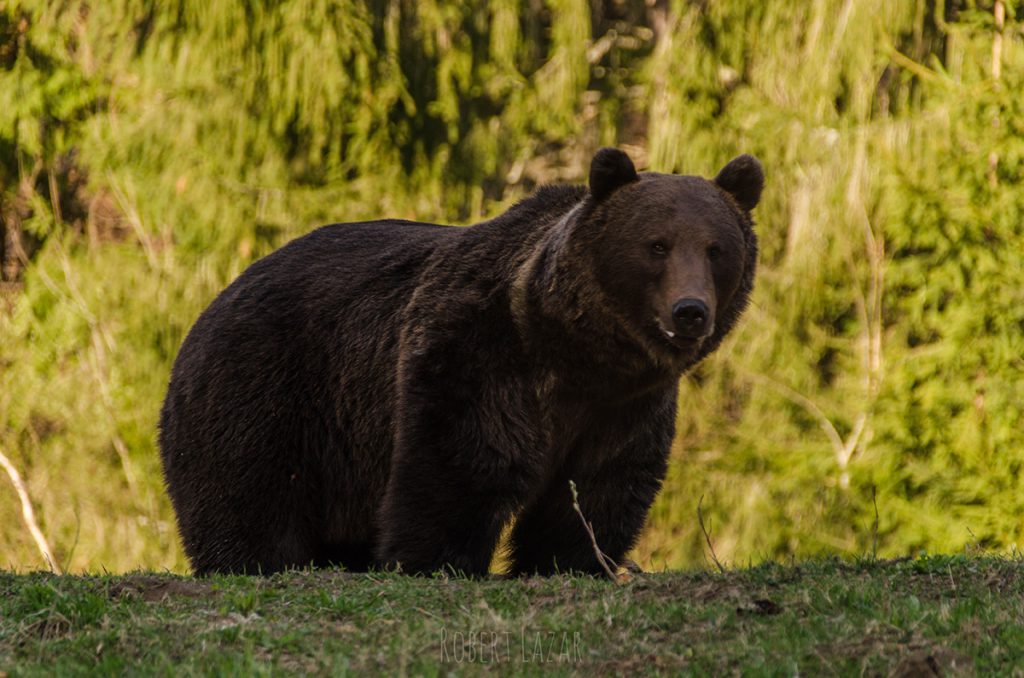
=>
[871,485,879,560]
[697,495,725,573]
[0,447,62,574]
[568,480,618,581]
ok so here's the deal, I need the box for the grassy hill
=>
[1,556,1021,675]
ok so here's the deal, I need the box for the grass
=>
[1,556,1021,676]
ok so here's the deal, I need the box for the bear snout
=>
[671,298,713,339]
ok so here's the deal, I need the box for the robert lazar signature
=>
[439,628,584,664]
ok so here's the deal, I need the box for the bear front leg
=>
[374,362,542,576]
[508,394,676,576]
[375,452,528,576]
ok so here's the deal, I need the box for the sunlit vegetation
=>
[1,1,1022,573]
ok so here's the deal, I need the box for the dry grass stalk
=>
[0,448,62,573]
[568,480,619,582]
[698,495,725,574]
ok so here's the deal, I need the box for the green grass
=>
[1,556,1021,676]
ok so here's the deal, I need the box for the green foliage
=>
[0,0,1021,573]
[636,0,1024,569]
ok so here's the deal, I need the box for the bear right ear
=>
[714,154,764,212]
[589,148,638,202]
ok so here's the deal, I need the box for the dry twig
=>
[871,485,880,560]
[0,447,62,573]
[697,494,725,573]
[568,480,618,581]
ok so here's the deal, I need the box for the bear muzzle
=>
[671,298,714,340]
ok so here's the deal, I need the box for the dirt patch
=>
[630,573,752,606]
[890,648,973,677]
[736,598,782,616]
[824,632,972,677]
[108,576,213,603]
[260,569,364,592]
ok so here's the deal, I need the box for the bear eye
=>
[650,242,669,256]
[707,244,723,261]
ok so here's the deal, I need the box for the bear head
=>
[567,147,763,374]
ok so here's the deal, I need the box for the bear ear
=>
[589,147,638,202]
[714,154,764,212]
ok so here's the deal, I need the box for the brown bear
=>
[158,148,763,576]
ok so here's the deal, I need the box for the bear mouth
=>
[654,318,704,353]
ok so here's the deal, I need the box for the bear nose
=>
[672,298,711,338]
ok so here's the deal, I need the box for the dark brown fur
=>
[158,149,763,576]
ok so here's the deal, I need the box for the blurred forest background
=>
[1,0,1022,574]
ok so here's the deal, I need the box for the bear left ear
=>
[714,154,764,212]
[589,148,638,202]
